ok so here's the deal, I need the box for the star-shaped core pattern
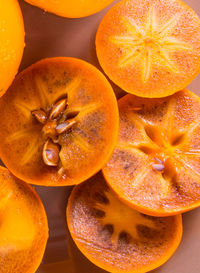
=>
[110,7,192,82]
[116,99,200,199]
[94,190,156,243]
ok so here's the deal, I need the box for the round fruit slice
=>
[103,89,200,216]
[0,166,48,273]
[0,0,24,97]
[0,57,119,186]
[96,0,200,98]
[24,0,114,18]
[67,173,182,273]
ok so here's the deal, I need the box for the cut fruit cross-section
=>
[0,166,48,273]
[96,0,200,98]
[67,173,182,273]
[0,57,119,186]
[103,90,200,216]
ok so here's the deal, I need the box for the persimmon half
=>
[96,0,200,98]
[67,173,182,273]
[103,90,200,216]
[0,57,118,186]
[24,0,115,18]
[0,166,48,273]
[0,0,25,97]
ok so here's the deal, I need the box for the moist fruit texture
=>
[0,57,119,186]
[0,166,48,273]
[103,90,200,216]
[0,0,25,97]
[96,0,200,98]
[67,173,182,273]
[24,0,114,18]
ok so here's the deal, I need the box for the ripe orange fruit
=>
[0,57,119,186]
[96,0,200,98]
[103,90,200,216]
[24,0,115,18]
[0,0,25,97]
[67,173,182,273]
[0,166,48,273]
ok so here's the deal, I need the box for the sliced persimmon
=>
[0,57,118,186]
[67,173,182,273]
[103,89,200,216]
[0,0,25,97]
[24,0,114,18]
[0,166,48,273]
[96,0,200,98]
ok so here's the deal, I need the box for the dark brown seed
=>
[49,98,67,120]
[56,120,76,134]
[31,109,47,124]
[64,110,80,119]
[43,139,60,166]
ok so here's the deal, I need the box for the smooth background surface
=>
[16,0,200,272]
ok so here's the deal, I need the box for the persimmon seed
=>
[42,139,60,166]
[49,98,67,120]
[56,120,76,134]
[31,109,47,124]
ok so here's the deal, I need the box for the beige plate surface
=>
[8,0,200,272]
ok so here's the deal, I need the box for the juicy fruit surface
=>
[24,0,114,18]
[0,167,48,273]
[67,173,182,273]
[103,90,200,216]
[0,0,24,97]
[0,57,118,186]
[96,0,200,98]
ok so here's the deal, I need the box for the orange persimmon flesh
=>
[0,166,48,273]
[96,0,200,98]
[103,90,200,216]
[0,0,25,97]
[24,0,115,18]
[67,173,182,273]
[0,57,119,186]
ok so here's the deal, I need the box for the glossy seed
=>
[64,110,80,119]
[49,98,67,120]
[152,163,165,172]
[32,109,47,124]
[43,139,60,166]
[56,120,76,134]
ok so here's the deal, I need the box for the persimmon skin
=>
[0,166,48,273]
[0,0,25,97]
[24,0,115,18]
[103,90,200,216]
[96,0,200,98]
[67,173,182,273]
[0,57,119,186]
